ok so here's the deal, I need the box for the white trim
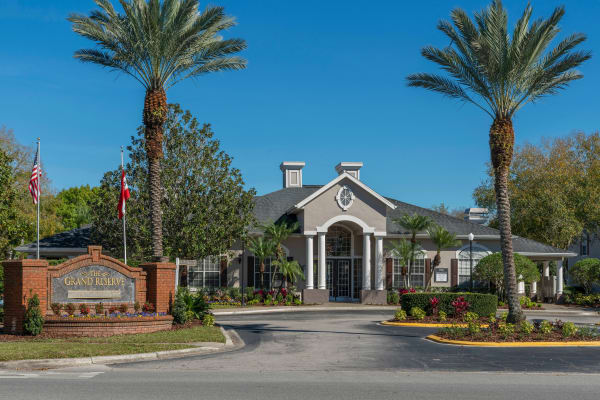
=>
[374,231,387,237]
[290,172,396,211]
[516,252,576,257]
[455,243,492,259]
[335,185,355,211]
[316,215,375,234]
[303,231,317,236]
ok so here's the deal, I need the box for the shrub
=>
[570,258,600,294]
[498,323,515,337]
[488,313,496,324]
[172,289,188,325]
[400,293,497,317]
[276,293,284,304]
[119,303,128,313]
[65,303,76,316]
[95,302,104,314]
[539,320,553,334]
[410,307,426,320]
[463,312,479,323]
[562,322,578,337]
[142,302,155,313]
[429,297,439,315]
[293,298,302,306]
[520,321,534,335]
[388,291,400,305]
[438,311,447,322]
[467,321,480,335]
[51,303,62,316]
[245,287,255,301]
[23,294,44,336]
[451,296,469,317]
[202,313,215,327]
[394,309,407,321]
[500,312,508,322]
[134,301,141,313]
[79,303,91,315]
[178,289,208,319]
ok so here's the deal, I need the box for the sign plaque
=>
[52,265,135,303]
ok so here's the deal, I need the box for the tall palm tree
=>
[272,256,305,292]
[261,220,299,260]
[247,236,276,290]
[69,0,246,259]
[426,225,461,290]
[406,1,589,322]
[394,213,432,286]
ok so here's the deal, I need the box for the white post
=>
[175,257,180,292]
[543,261,550,277]
[557,259,564,295]
[363,233,371,290]
[318,232,326,290]
[306,235,314,289]
[121,146,127,265]
[531,281,537,295]
[36,138,40,260]
[518,279,525,295]
[375,236,384,290]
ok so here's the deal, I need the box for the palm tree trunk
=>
[490,116,523,323]
[142,88,167,260]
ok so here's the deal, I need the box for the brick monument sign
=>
[2,246,176,334]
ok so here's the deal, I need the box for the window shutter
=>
[450,258,458,287]
[425,258,432,286]
[247,256,255,288]
[220,257,228,287]
[385,258,393,289]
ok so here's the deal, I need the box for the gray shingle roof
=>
[15,224,91,252]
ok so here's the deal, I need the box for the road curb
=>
[381,320,489,328]
[0,326,241,370]
[426,334,600,347]
[213,305,397,316]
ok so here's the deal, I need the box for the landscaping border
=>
[381,321,489,328]
[426,334,600,347]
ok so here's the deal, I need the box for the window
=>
[188,257,220,289]
[458,246,489,285]
[254,257,282,290]
[581,233,590,256]
[326,226,352,257]
[336,185,354,211]
[392,252,425,288]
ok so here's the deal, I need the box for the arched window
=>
[458,245,490,285]
[392,251,426,289]
[326,226,352,257]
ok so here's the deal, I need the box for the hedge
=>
[400,292,497,317]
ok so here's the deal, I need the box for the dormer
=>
[280,161,305,188]
[335,162,363,180]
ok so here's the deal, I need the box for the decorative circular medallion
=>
[336,185,354,211]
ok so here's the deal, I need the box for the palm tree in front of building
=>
[247,236,276,290]
[394,214,432,287]
[69,0,246,260]
[406,1,590,321]
[386,239,419,288]
[426,225,460,290]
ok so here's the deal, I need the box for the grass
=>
[0,326,225,362]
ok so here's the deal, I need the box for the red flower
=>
[451,296,469,316]
[409,288,416,293]
[399,289,409,295]
[430,297,439,307]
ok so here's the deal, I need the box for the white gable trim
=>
[290,172,396,212]
[316,215,375,234]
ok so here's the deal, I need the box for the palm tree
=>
[386,239,419,288]
[69,0,246,259]
[247,236,276,290]
[261,220,299,260]
[272,256,305,292]
[394,213,432,286]
[406,1,590,322]
[426,225,460,290]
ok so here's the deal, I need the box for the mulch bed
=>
[498,306,545,310]
[437,329,600,342]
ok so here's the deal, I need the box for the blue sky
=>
[1,0,598,211]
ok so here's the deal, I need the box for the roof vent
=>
[335,162,363,180]
[280,161,305,188]
[464,208,489,224]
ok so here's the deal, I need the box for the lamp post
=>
[468,232,474,291]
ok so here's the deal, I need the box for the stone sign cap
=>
[88,245,102,262]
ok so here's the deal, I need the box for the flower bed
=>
[199,287,302,307]
[435,319,600,343]
[43,314,174,337]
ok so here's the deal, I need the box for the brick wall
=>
[43,316,174,337]
[140,262,176,314]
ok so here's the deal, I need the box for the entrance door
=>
[327,259,352,301]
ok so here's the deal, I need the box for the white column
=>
[518,280,525,295]
[557,259,564,294]
[375,236,384,290]
[318,232,326,290]
[531,281,537,295]
[363,233,372,290]
[543,261,550,277]
[305,235,314,290]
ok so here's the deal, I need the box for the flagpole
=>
[36,138,40,260]
[121,146,127,265]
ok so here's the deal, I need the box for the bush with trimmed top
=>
[401,292,497,317]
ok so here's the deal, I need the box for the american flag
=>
[29,148,41,204]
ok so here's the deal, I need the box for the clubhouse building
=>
[16,161,576,304]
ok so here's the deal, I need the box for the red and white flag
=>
[118,168,130,219]
[29,147,41,204]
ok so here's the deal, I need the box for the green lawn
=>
[0,326,225,362]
